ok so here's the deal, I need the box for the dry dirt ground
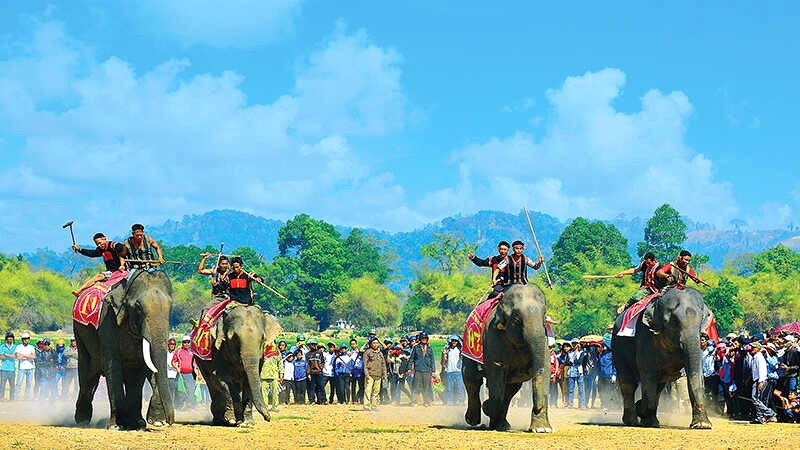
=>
[0,400,794,450]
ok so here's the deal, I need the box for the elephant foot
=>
[212,418,234,427]
[690,413,712,430]
[528,416,553,433]
[489,419,511,432]
[640,416,660,428]
[236,420,255,428]
[465,408,481,427]
[622,409,638,426]
[149,420,167,427]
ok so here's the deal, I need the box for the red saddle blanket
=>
[190,299,235,360]
[73,270,129,328]
[617,292,661,337]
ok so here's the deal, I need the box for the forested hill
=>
[19,209,800,282]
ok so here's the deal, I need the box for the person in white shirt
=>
[441,336,464,405]
[749,343,776,424]
[166,338,178,406]
[323,342,336,403]
[14,333,36,399]
[281,353,295,405]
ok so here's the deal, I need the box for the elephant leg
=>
[493,382,521,431]
[146,374,167,425]
[619,380,639,426]
[204,369,233,426]
[241,382,255,426]
[482,366,508,430]
[462,362,483,427]
[124,366,147,430]
[638,378,661,428]
[686,366,712,429]
[225,378,244,424]
[529,372,553,433]
[74,328,101,426]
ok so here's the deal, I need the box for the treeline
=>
[2,205,799,336]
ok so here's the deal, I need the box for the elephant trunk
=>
[680,332,708,417]
[241,346,270,422]
[144,328,175,425]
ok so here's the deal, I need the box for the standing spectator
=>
[750,343,777,424]
[548,345,560,407]
[703,339,719,408]
[54,339,67,398]
[195,369,209,405]
[305,339,325,405]
[333,344,351,404]
[410,332,435,407]
[556,342,571,407]
[350,351,365,404]
[565,339,587,409]
[0,332,17,401]
[596,341,616,408]
[584,344,599,408]
[441,336,464,405]
[34,340,45,399]
[15,333,36,400]
[363,338,387,411]
[718,345,735,417]
[171,335,196,409]
[281,353,295,405]
[35,339,56,400]
[780,335,799,393]
[260,343,282,412]
[277,340,288,357]
[166,338,178,406]
[765,343,781,410]
[380,338,393,404]
[324,342,337,404]
[62,337,79,398]
[293,350,308,404]
[388,345,411,404]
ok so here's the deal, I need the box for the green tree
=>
[637,204,687,263]
[704,277,743,335]
[420,233,478,275]
[342,228,392,283]
[753,245,800,278]
[549,217,631,282]
[329,275,401,328]
[402,272,486,333]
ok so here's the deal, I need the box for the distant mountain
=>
[19,209,799,287]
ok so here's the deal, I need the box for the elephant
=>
[73,269,175,430]
[194,305,282,426]
[611,286,713,429]
[462,284,552,432]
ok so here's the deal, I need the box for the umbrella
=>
[580,334,604,345]
[775,321,800,334]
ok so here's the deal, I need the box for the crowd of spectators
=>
[263,330,462,411]
[0,332,79,401]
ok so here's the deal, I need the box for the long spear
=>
[240,268,290,301]
[523,207,553,289]
[670,263,712,288]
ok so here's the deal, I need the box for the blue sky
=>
[1,1,798,253]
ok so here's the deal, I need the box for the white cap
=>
[21,332,31,339]
[785,335,796,342]
[182,335,191,342]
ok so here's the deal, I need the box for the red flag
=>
[706,312,720,343]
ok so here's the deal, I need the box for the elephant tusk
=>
[143,339,158,373]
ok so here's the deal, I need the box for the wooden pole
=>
[523,207,553,289]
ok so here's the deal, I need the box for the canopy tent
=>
[775,321,800,334]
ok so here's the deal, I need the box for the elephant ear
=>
[262,311,283,350]
[700,305,714,334]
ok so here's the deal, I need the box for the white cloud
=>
[420,69,739,226]
[0,20,412,252]
[134,0,302,47]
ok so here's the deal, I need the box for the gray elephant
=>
[195,305,282,426]
[73,270,175,429]
[462,284,552,432]
[612,287,713,429]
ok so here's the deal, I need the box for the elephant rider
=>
[656,250,705,292]
[492,240,544,290]
[614,252,660,314]
[469,241,511,297]
[71,233,126,297]
[123,223,165,269]
[197,254,231,302]
[228,257,263,305]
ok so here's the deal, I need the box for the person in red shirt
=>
[657,250,705,291]
[171,335,197,408]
